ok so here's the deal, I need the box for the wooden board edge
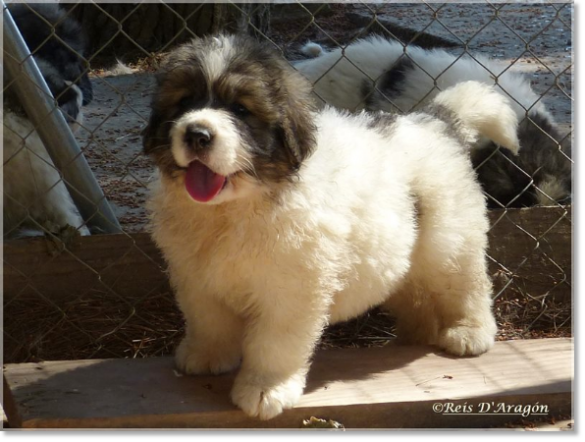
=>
[18,392,571,429]
[2,375,22,429]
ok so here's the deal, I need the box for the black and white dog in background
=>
[3,3,93,237]
[294,36,572,208]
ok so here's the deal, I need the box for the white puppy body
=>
[3,105,90,237]
[150,96,512,420]
[295,36,549,121]
[145,34,519,421]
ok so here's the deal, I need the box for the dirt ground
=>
[77,2,573,233]
[77,73,155,231]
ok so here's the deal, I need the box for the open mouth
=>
[184,160,229,203]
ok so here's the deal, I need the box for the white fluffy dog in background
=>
[3,3,92,237]
[294,36,571,208]
[144,35,520,420]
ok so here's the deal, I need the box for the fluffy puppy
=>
[294,36,572,208]
[144,34,520,420]
[3,3,92,237]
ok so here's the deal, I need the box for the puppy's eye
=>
[231,103,250,117]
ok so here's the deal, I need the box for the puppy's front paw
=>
[231,370,306,420]
[438,324,496,356]
[175,336,241,375]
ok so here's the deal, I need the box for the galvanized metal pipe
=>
[2,3,122,234]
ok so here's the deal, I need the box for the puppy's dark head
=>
[9,3,93,105]
[143,34,316,204]
[473,112,572,208]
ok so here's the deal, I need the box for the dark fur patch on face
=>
[472,112,571,208]
[143,35,317,184]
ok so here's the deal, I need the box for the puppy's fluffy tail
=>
[300,41,325,58]
[431,81,520,154]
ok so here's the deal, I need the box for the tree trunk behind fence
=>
[65,2,270,60]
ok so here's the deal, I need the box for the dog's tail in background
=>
[299,41,325,59]
[431,81,520,154]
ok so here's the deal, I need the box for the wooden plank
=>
[2,206,572,302]
[2,231,168,301]
[3,375,21,428]
[3,338,573,429]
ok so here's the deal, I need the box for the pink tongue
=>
[185,161,226,202]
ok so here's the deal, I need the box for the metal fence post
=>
[2,3,122,234]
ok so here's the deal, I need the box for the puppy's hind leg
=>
[404,173,497,356]
[382,278,440,347]
[433,253,497,357]
[416,220,496,356]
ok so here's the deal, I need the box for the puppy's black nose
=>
[184,125,212,151]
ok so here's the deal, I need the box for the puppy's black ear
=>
[142,109,165,155]
[143,71,176,155]
[278,72,317,168]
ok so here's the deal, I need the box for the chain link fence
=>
[3,1,572,363]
